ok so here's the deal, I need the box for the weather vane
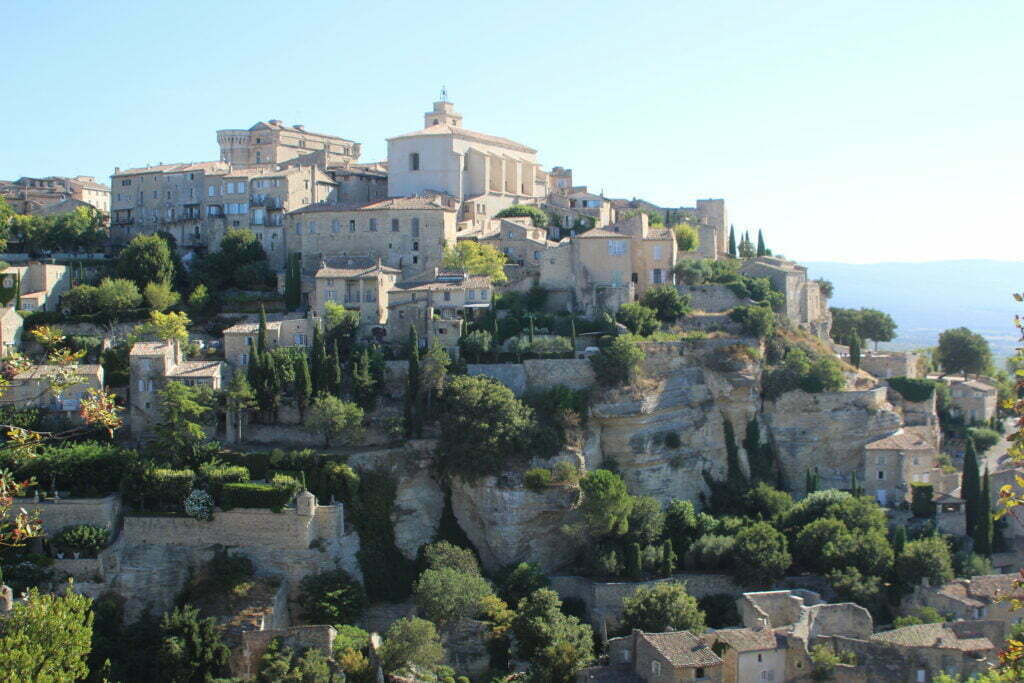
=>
[440,85,449,103]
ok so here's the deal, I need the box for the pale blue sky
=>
[3,0,1022,263]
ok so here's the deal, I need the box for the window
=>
[413,241,419,251]
[296,222,303,235]
[877,471,884,480]
[757,654,763,663]
[369,219,377,232]
[227,182,235,194]
[480,289,489,299]
[651,269,664,284]
[349,220,356,232]
[653,245,663,260]
[208,186,215,196]
[411,217,420,236]
[695,668,705,679]
[308,221,317,234]
[294,334,307,346]
[533,250,541,260]
[326,290,336,300]
[467,290,476,300]
[412,256,419,264]
[238,181,247,193]
[255,151,261,163]
[410,153,420,171]
[650,661,661,676]
[331,219,340,233]
[916,670,926,683]
[391,218,400,232]
[443,291,451,302]
[608,240,627,256]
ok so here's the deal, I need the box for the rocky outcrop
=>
[763,387,902,494]
[391,468,445,561]
[451,476,581,572]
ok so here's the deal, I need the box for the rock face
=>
[391,468,445,561]
[451,475,581,572]
[763,387,902,494]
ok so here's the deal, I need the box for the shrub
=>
[5,442,136,498]
[414,567,493,624]
[640,285,690,323]
[590,336,645,386]
[728,304,775,338]
[297,569,367,625]
[421,541,481,576]
[691,534,735,571]
[551,460,579,484]
[494,205,548,228]
[732,522,791,586]
[967,427,1000,453]
[497,562,550,608]
[911,483,935,518]
[184,489,214,521]
[53,524,109,556]
[524,468,553,491]
[616,303,659,336]
[197,462,249,502]
[621,582,705,634]
[699,593,742,628]
[220,481,296,510]
[123,466,195,511]
[887,377,937,402]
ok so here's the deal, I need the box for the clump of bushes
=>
[122,466,195,512]
[967,427,1001,454]
[220,474,301,511]
[524,468,553,492]
[2,442,137,498]
[53,525,109,557]
[590,337,645,386]
[298,569,367,625]
[728,304,775,338]
[197,461,250,503]
[887,377,937,403]
[762,347,844,400]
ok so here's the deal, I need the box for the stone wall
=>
[467,363,527,395]
[52,557,102,582]
[16,494,122,536]
[679,284,745,313]
[550,573,741,628]
[121,504,343,550]
[523,358,595,392]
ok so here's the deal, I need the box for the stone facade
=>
[739,256,831,340]
[0,304,23,354]
[862,426,938,506]
[217,119,359,168]
[5,363,103,419]
[947,378,999,423]
[903,574,1022,625]
[678,284,746,313]
[311,257,399,329]
[846,350,920,379]
[4,261,70,311]
[0,175,110,214]
[587,629,724,682]
[15,494,122,537]
[129,340,225,438]
[222,314,315,369]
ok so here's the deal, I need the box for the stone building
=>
[323,162,388,205]
[386,98,546,224]
[863,426,939,506]
[285,195,458,280]
[386,270,493,354]
[216,120,360,168]
[0,175,110,214]
[3,364,103,421]
[129,340,225,438]
[311,257,400,330]
[947,378,999,423]
[609,197,727,260]
[539,213,675,315]
[478,217,555,272]
[904,574,1023,626]
[846,350,921,379]
[0,305,23,354]
[579,629,724,682]
[702,627,785,683]
[545,188,616,233]
[222,315,316,368]
[739,256,831,340]
[4,261,70,312]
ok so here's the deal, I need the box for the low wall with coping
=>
[16,494,121,536]
[122,504,343,550]
[679,284,745,313]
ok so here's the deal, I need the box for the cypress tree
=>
[849,331,862,369]
[975,467,993,556]
[892,526,907,556]
[626,543,642,580]
[728,226,737,257]
[963,437,981,539]
[352,349,377,411]
[293,352,312,419]
[723,418,749,497]
[405,327,421,437]
[256,306,269,355]
[850,472,863,497]
[805,469,819,494]
[570,318,578,356]
[756,229,766,257]
[328,342,343,396]
[310,324,325,396]
[661,539,676,577]
[528,315,535,345]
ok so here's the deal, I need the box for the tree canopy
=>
[0,586,94,682]
[442,241,508,282]
[117,234,175,289]
[936,327,993,377]
[495,205,549,228]
[621,581,705,633]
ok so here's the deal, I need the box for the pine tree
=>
[293,352,312,419]
[849,331,862,369]
[756,229,766,257]
[405,327,421,438]
[975,466,993,556]
[728,226,737,257]
[626,543,642,580]
[661,539,676,577]
[963,437,981,539]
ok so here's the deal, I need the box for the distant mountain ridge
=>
[802,259,1021,362]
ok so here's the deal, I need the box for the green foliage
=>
[963,437,981,539]
[497,562,550,608]
[763,347,845,400]
[577,469,633,540]
[54,524,109,555]
[459,329,493,363]
[154,381,212,468]
[0,585,94,682]
[143,280,180,311]
[284,253,301,312]
[673,223,699,251]
[893,607,944,628]
[732,521,791,586]
[118,234,175,289]
[664,499,699,555]
[422,541,481,576]
[196,461,249,503]
[887,377,937,402]
[346,469,417,602]
[616,302,659,336]
[967,427,1000,453]
[937,327,993,376]
[436,375,536,477]
[691,534,736,572]
[196,228,272,290]
[187,284,210,314]
[895,536,955,591]
[219,478,299,510]
[256,637,333,682]
[974,468,993,556]
[414,567,493,624]
[621,582,705,633]
[624,543,642,580]
[495,205,549,227]
[911,483,935,518]
[743,483,793,522]
[298,569,368,625]
[511,589,594,681]
[157,604,230,682]
[379,617,446,676]
[729,304,775,338]
[590,336,645,386]
[306,393,364,447]
[94,277,144,314]
[830,307,897,347]
[1,441,136,497]
[525,468,553,491]
[849,331,861,369]
[640,285,690,323]
[123,466,195,511]
[625,496,665,546]
[442,241,508,282]
[699,593,742,628]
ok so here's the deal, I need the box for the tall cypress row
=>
[963,437,981,539]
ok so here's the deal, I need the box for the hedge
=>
[911,483,935,518]
[220,475,300,511]
[887,377,936,403]
[197,462,250,503]
[123,467,195,511]
[2,442,137,498]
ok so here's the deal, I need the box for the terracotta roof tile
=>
[168,361,224,378]
[965,574,1020,601]
[115,161,228,177]
[871,623,994,651]
[865,429,935,451]
[640,631,723,668]
[706,627,776,653]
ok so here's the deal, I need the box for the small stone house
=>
[222,315,316,368]
[479,217,554,271]
[904,574,1023,625]
[848,351,921,379]
[739,256,831,340]
[948,378,998,423]
[3,364,103,420]
[387,270,492,354]
[863,426,938,506]
[5,261,70,312]
[590,630,724,682]
[702,627,785,683]
[0,305,23,355]
[311,257,400,330]
[129,340,225,438]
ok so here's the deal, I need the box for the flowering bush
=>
[184,488,214,521]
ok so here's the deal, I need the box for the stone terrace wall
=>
[17,494,121,536]
[122,504,343,550]
[550,573,740,628]
[468,364,527,395]
[523,358,595,392]
[679,284,745,313]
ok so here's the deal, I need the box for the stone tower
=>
[424,99,462,129]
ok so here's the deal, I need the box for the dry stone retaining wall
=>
[17,494,121,536]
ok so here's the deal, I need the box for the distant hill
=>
[802,259,1021,363]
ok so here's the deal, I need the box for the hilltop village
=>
[0,97,1020,682]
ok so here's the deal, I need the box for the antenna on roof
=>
[440,85,449,103]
